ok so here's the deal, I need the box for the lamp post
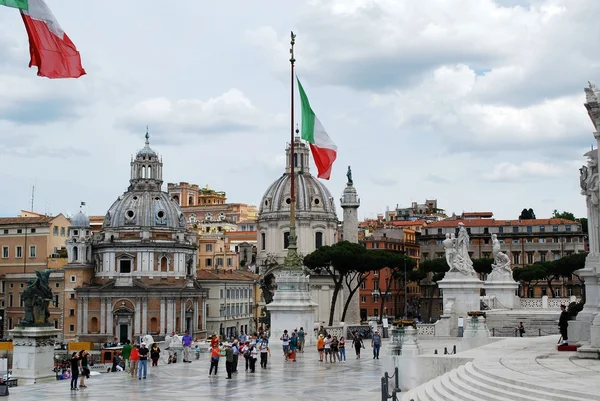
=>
[404,255,408,318]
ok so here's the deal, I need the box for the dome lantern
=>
[129,129,163,192]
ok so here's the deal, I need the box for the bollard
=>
[381,376,388,401]
[394,367,399,391]
[434,349,438,354]
[492,328,495,336]
[453,345,456,354]
[444,347,448,355]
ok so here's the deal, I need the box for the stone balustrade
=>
[519,295,579,309]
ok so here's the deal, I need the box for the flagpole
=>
[288,31,298,259]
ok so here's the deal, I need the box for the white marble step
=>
[459,363,555,401]
[448,366,515,401]
[439,371,483,401]
[470,362,599,401]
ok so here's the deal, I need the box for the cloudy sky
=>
[0,0,598,221]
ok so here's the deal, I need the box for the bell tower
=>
[129,129,163,192]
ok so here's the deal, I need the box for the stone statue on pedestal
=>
[581,152,600,256]
[443,223,477,277]
[346,166,353,185]
[20,269,53,327]
[491,234,512,275]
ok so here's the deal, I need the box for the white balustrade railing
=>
[520,295,579,309]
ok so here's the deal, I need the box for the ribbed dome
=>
[71,211,90,227]
[104,190,186,230]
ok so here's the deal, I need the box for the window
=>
[205,259,212,267]
[29,246,36,258]
[315,232,323,249]
[361,296,366,303]
[2,229,7,234]
[8,294,13,307]
[512,252,520,265]
[512,227,519,233]
[542,287,547,296]
[527,253,534,264]
[16,229,22,234]
[216,258,223,266]
[283,232,290,249]
[373,309,379,317]
[220,289,224,299]
[437,228,442,235]
[53,226,58,236]
[73,229,79,236]
[70,276,76,282]
[553,226,558,232]
[119,259,132,273]
[70,293,75,299]
[566,225,572,232]
[30,228,36,233]
[513,239,519,244]
[69,324,75,332]
[261,233,266,251]
[555,288,561,297]
[361,281,366,289]
[15,246,22,258]
[2,247,8,258]
[539,238,546,243]
[206,244,213,252]
[483,227,489,234]
[69,309,75,316]
[540,226,545,232]
[227,258,232,267]
[498,227,503,233]
[61,227,66,236]
[373,280,379,290]
[55,282,59,288]
[373,270,378,276]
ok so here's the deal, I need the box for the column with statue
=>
[9,269,61,385]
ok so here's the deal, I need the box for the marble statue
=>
[491,234,512,274]
[585,81,600,130]
[581,151,600,255]
[346,166,353,185]
[443,223,476,276]
[20,269,53,326]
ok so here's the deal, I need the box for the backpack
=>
[244,347,251,358]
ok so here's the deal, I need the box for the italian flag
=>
[0,0,86,78]
[297,77,337,180]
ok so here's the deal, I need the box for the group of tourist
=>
[68,350,91,391]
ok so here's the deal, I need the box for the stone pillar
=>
[142,298,148,335]
[106,298,113,336]
[77,297,83,334]
[340,179,361,324]
[160,298,165,334]
[193,297,199,333]
[166,298,174,334]
[438,272,484,337]
[135,297,141,337]
[100,296,106,334]
[83,297,89,334]
[202,297,207,332]
[180,298,185,332]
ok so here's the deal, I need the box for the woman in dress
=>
[352,331,364,359]
[150,343,161,366]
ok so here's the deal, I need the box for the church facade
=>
[64,133,208,343]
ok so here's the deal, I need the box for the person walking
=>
[559,304,569,345]
[69,352,80,391]
[182,331,193,363]
[209,344,220,377]
[79,350,90,388]
[372,330,382,359]
[317,334,325,362]
[518,322,525,337]
[352,331,364,359]
[232,340,240,372]
[298,327,305,353]
[150,343,161,367]
[129,345,139,378]
[259,338,271,368]
[280,330,290,360]
[225,344,234,379]
[122,339,132,371]
[339,336,347,362]
[138,343,149,380]
[249,344,258,373]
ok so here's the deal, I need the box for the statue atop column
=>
[346,166,353,185]
[581,150,600,256]
[20,269,54,327]
[443,223,477,277]
[490,234,512,276]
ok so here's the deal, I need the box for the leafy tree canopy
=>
[552,210,576,221]
[519,208,536,220]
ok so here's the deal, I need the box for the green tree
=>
[415,258,449,320]
[373,252,416,322]
[513,253,587,297]
[472,258,494,275]
[519,208,536,220]
[552,210,576,221]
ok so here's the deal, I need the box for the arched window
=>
[283,232,290,249]
[150,317,158,334]
[72,246,79,262]
[189,196,194,205]
[147,166,152,178]
[90,317,98,333]
[142,166,146,178]
[172,195,180,205]
[293,153,298,167]
[261,233,266,251]
[160,257,168,272]
[315,232,324,249]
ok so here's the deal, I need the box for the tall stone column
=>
[135,297,141,337]
[77,297,83,334]
[100,296,106,334]
[340,170,361,324]
[160,298,166,334]
[82,298,89,334]
[142,298,148,335]
[106,298,113,336]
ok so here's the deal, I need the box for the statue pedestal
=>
[9,326,60,385]
[484,273,519,309]
[267,268,317,346]
[438,272,484,336]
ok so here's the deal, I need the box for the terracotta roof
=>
[0,216,55,225]
[197,269,259,281]
[425,218,579,228]
[389,220,427,227]
[463,212,493,218]
[89,216,105,222]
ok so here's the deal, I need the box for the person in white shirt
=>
[249,345,258,373]
[324,334,333,363]
[259,338,271,369]
[280,330,290,360]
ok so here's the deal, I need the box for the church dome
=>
[71,211,90,227]
[259,138,337,220]
[104,190,185,230]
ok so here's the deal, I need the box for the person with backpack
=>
[280,330,290,360]
[259,338,271,368]
[289,332,298,362]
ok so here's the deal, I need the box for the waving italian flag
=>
[0,0,85,78]
[297,77,337,180]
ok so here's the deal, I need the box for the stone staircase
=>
[401,337,600,401]
[485,310,560,337]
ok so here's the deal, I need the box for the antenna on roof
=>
[30,180,35,212]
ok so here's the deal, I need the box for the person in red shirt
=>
[129,345,139,378]
[209,344,220,377]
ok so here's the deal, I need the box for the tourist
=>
[150,343,161,366]
[165,331,177,360]
[209,343,220,377]
[242,341,251,371]
[232,340,240,372]
[317,325,328,337]
[182,330,193,363]
[122,339,132,370]
[317,334,325,362]
[70,352,80,391]
[518,322,525,337]
[298,327,305,352]
[280,329,291,360]
[352,331,364,359]
[249,343,258,373]
[112,351,123,372]
[339,336,346,362]
[78,350,90,388]
[129,345,139,378]
[210,334,219,348]
[138,343,149,379]
[331,336,340,363]
[559,304,569,345]
[324,334,333,363]
[239,331,247,344]
[289,331,298,361]
[225,344,234,379]
[259,337,271,368]
[195,345,201,360]
[372,330,382,359]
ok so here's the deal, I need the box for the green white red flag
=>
[297,77,337,180]
[0,0,86,78]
